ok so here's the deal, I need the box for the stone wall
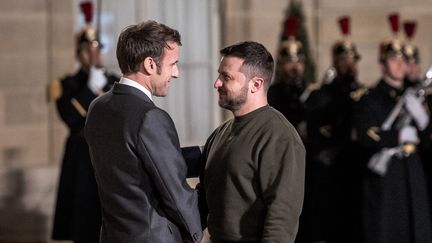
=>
[0,0,72,241]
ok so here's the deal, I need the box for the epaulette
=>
[46,79,62,102]
[350,86,369,101]
[299,82,321,103]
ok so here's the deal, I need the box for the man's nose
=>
[214,78,222,89]
[172,65,179,78]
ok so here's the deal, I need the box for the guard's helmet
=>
[76,1,101,54]
[332,16,361,61]
[402,21,419,63]
[379,13,406,63]
[278,17,305,63]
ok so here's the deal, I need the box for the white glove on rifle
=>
[399,125,418,144]
[404,92,429,130]
[88,66,107,94]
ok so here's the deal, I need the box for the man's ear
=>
[142,57,156,75]
[250,77,264,93]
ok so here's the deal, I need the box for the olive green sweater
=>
[202,105,305,243]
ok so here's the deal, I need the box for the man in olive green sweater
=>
[199,41,306,243]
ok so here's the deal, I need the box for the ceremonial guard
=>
[49,2,118,242]
[403,20,432,225]
[402,21,432,119]
[353,13,432,243]
[268,16,308,139]
[296,16,364,243]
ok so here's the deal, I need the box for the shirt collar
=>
[119,77,153,101]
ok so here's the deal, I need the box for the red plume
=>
[338,16,350,36]
[388,13,399,34]
[284,17,299,37]
[403,21,416,40]
[80,1,93,24]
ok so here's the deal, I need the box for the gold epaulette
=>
[350,87,369,101]
[47,79,62,102]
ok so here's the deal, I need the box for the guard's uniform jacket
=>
[52,68,118,241]
[268,79,307,136]
[353,79,432,243]
[295,75,365,242]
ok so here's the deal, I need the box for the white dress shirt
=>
[119,77,153,101]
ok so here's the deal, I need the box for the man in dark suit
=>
[84,20,203,243]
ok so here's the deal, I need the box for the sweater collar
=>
[233,105,270,124]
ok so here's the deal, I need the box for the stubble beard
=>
[218,84,249,111]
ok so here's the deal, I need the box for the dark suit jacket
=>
[85,82,203,243]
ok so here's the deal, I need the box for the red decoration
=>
[284,17,299,37]
[388,13,399,34]
[403,21,416,40]
[80,1,93,24]
[338,16,350,36]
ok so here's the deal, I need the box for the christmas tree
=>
[278,0,316,83]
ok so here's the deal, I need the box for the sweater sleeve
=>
[259,128,306,243]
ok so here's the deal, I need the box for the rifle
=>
[299,67,336,103]
[381,65,432,131]
[368,65,432,176]
[96,0,102,43]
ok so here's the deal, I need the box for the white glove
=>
[404,92,429,130]
[88,66,107,94]
[368,147,399,176]
[399,125,418,144]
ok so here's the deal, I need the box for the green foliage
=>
[278,0,316,84]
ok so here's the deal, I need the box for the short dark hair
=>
[116,20,182,75]
[220,41,274,90]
